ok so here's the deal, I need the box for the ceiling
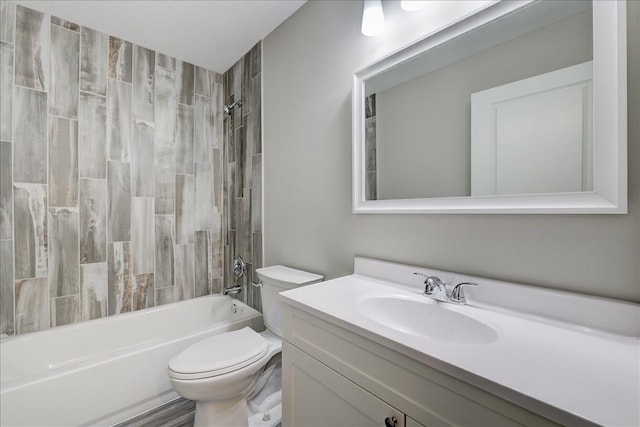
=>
[14,0,307,73]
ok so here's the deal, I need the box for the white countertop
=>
[280,258,640,427]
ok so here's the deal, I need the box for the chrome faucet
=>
[450,282,477,304]
[413,273,477,305]
[223,285,242,296]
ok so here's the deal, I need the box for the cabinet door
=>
[406,417,426,427]
[283,342,405,427]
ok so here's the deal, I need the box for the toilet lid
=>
[169,327,268,379]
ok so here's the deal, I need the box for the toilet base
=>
[194,398,249,427]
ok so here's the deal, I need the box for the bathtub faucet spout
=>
[223,285,242,296]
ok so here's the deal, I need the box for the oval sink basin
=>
[357,295,498,344]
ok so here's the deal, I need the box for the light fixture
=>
[361,0,385,37]
[401,0,427,12]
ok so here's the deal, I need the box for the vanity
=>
[279,257,639,427]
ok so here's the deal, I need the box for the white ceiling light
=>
[401,1,427,12]
[361,0,385,37]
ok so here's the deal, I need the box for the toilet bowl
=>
[168,265,322,427]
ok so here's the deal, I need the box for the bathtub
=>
[0,295,264,426]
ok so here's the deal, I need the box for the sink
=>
[357,295,498,344]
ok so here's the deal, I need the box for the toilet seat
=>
[169,327,269,380]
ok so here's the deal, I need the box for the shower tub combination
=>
[0,295,263,426]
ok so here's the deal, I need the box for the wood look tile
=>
[107,161,131,242]
[154,138,175,215]
[232,60,244,125]
[252,232,262,272]
[80,27,108,96]
[0,2,16,43]
[213,148,223,211]
[194,95,213,164]
[133,273,154,310]
[0,42,13,141]
[211,277,222,295]
[155,285,175,306]
[212,83,223,149]
[0,141,12,239]
[49,117,78,207]
[79,92,107,178]
[51,16,79,32]
[13,86,47,183]
[14,5,48,91]
[13,183,47,279]
[227,162,236,230]
[48,208,79,298]
[50,295,80,327]
[176,60,194,105]
[107,79,132,162]
[241,191,251,262]
[194,231,210,297]
[79,178,106,264]
[156,52,175,71]
[175,174,194,244]
[234,127,245,198]
[112,397,195,427]
[251,154,262,234]
[108,36,132,82]
[174,244,194,301]
[225,109,235,163]
[131,120,154,197]
[249,78,262,155]
[242,126,253,192]
[250,42,261,78]
[194,163,212,231]
[132,45,154,122]
[242,54,252,117]
[132,197,154,274]
[80,262,107,320]
[154,66,176,143]
[15,277,49,333]
[194,66,211,97]
[0,240,14,335]
[211,228,223,282]
[107,241,133,315]
[226,230,235,279]
[49,24,79,118]
[155,215,174,289]
[176,104,194,174]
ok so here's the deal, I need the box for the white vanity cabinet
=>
[281,306,560,427]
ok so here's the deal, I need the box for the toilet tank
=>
[255,265,323,337]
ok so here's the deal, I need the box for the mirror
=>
[353,0,627,214]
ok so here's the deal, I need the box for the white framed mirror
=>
[353,0,627,214]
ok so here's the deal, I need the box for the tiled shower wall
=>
[0,3,264,336]
[364,94,376,200]
[223,45,263,311]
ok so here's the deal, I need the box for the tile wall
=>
[223,44,263,311]
[364,94,377,200]
[0,3,263,336]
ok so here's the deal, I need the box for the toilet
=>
[168,265,323,427]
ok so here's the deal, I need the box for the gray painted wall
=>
[263,0,639,302]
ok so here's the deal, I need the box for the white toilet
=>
[168,265,323,427]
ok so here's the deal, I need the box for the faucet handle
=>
[414,273,445,295]
[450,282,478,304]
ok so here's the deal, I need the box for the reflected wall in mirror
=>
[353,0,627,214]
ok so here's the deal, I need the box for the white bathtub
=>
[0,295,264,426]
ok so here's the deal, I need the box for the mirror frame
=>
[352,0,627,214]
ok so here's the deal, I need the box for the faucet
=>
[413,273,477,305]
[223,285,242,296]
